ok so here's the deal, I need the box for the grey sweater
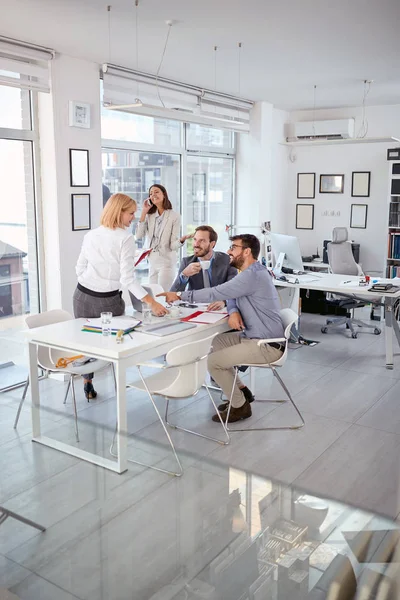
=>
[181,261,284,340]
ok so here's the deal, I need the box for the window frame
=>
[102,123,236,255]
[0,87,45,391]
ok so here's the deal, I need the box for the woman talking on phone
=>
[135,184,192,291]
[73,193,168,401]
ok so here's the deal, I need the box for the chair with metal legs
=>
[224,308,305,432]
[110,332,230,477]
[14,309,115,441]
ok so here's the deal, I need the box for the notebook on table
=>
[82,317,141,335]
[181,310,228,324]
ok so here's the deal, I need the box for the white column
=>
[236,103,289,234]
[38,54,103,314]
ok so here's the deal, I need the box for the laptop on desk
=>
[142,321,197,337]
[129,285,156,312]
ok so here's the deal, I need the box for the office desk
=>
[303,261,330,271]
[26,316,229,474]
[274,273,400,370]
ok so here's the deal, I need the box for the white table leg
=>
[392,312,400,348]
[29,341,41,437]
[385,298,394,370]
[115,360,128,474]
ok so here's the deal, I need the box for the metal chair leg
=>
[110,367,183,477]
[165,384,230,446]
[13,376,29,429]
[0,506,46,532]
[63,376,71,404]
[70,377,80,443]
[225,366,305,432]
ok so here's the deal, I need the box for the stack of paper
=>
[82,317,141,335]
[181,311,228,324]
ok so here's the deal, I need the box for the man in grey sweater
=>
[160,234,284,423]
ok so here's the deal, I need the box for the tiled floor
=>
[1,310,400,599]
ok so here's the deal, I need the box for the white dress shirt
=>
[76,226,147,299]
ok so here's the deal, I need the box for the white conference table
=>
[274,273,400,370]
[26,315,229,474]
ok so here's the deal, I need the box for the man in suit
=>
[170,225,237,310]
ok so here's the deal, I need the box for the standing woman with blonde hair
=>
[73,193,168,400]
[136,184,192,291]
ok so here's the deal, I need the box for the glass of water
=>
[141,304,152,324]
[100,312,112,337]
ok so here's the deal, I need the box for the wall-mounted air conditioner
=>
[294,118,355,140]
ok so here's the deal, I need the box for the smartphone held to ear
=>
[146,198,153,206]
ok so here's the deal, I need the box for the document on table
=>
[285,275,320,284]
[82,316,141,334]
[339,280,360,287]
[182,311,228,324]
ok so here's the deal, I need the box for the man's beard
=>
[194,246,211,257]
[230,255,244,269]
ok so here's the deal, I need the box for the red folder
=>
[134,248,152,267]
[181,311,203,322]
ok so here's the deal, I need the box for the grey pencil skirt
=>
[73,286,125,379]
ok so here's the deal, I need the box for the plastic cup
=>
[100,312,112,337]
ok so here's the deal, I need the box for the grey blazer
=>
[170,251,237,292]
[135,210,182,254]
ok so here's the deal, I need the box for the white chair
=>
[224,308,305,432]
[14,309,115,441]
[110,332,230,477]
[323,227,382,338]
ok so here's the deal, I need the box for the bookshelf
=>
[386,159,400,278]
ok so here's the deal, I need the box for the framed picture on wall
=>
[69,101,91,129]
[71,194,91,231]
[319,174,344,194]
[350,204,368,229]
[296,204,314,230]
[297,173,315,199]
[69,149,90,187]
[351,171,370,197]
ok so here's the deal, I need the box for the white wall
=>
[39,54,103,313]
[279,104,400,274]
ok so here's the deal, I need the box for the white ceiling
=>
[2,0,400,110]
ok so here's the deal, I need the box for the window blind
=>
[0,36,54,93]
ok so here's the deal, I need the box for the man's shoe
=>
[84,382,97,402]
[212,400,252,423]
[217,386,255,411]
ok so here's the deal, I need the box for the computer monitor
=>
[270,233,304,273]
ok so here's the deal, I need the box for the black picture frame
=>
[351,171,371,197]
[319,174,344,194]
[193,200,206,222]
[297,173,315,199]
[296,204,314,230]
[387,148,400,161]
[69,148,90,187]
[350,203,368,229]
[71,193,91,231]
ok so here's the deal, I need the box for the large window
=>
[185,156,234,254]
[102,107,182,147]
[101,110,235,276]
[102,148,181,211]
[0,86,40,391]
